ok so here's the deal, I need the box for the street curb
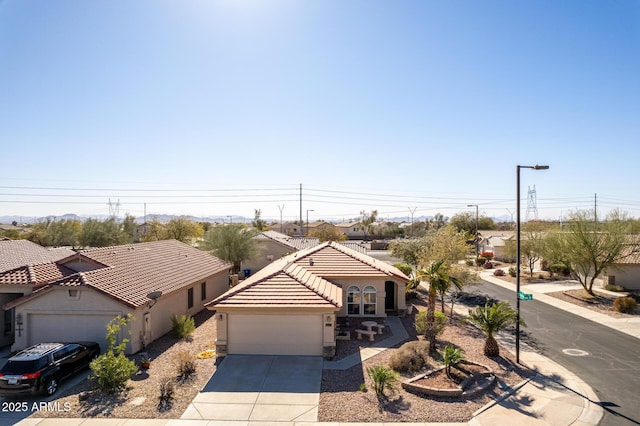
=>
[471,376,533,417]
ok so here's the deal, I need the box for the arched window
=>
[363,286,376,315]
[347,286,360,315]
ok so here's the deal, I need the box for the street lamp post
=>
[467,204,479,262]
[516,164,549,363]
[306,209,314,236]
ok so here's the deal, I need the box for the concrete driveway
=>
[181,355,323,422]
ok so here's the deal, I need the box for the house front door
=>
[385,281,395,311]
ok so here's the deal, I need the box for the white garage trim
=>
[228,313,323,356]
[27,311,122,350]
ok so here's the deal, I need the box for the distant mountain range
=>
[1,213,511,225]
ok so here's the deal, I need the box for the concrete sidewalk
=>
[18,271,629,426]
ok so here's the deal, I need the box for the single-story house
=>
[602,243,640,290]
[0,240,75,347]
[207,241,409,358]
[3,239,232,354]
[479,232,515,261]
[267,222,301,237]
[335,221,364,239]
[241,231,319,276]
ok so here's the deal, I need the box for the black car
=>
[0,342,100,396]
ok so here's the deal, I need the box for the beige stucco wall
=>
[331,277,406,318]
[11,270,230,354]
[241,240,290,275]
[11,287,128,354]
[0,288,31,348]
[213,307,337,357]
[602,265,640,290]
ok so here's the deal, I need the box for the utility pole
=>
[299,184,303,237]
[278,204,285,233]
[408,207,417,237]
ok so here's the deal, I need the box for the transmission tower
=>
[525,185,538,221]
[108,198,120,219]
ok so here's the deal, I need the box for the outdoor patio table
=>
[361,321,377,332]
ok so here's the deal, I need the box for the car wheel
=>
[44,377,58,396]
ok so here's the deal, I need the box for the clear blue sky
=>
[1,0,639,222]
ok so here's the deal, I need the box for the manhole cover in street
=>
[562,348,589,356]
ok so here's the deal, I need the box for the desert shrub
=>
[613,297,638,314]
[414,311,447,337]
[366,365,398,398]
[508,267,517,277]
[393,263,413,277]
[480,251,494,260]
[604,284,625,292]
[493,269,505,277]
[537,273,545,279]
[174,350,197,380]
[90,352,138,394]
[388,341,430,373]
[158,377,175,409]
[171,314,195,339]
[482,261,493,269]
[90,314,138,393]
[551,263,571,276]
[476,256,487,266]
[465,259,474,267]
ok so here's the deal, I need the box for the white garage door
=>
[228,314,323,356]
[28,313,115,350]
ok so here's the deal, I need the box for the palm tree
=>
[418,260,461,351]
[467,301,524,357]
[442,345,464,379]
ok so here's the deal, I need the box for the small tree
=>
[90,314,138,393]
[200,224,259,274]
[442,345,464,379]
[418,260,461,351]
[467,301,523,357]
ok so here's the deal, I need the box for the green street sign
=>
[518,291,533,301]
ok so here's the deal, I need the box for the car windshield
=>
[1,359,46,375]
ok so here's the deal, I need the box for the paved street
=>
[469,279,640,426]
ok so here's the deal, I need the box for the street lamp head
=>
[533,165,549,170]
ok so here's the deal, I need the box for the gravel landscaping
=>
[25,288,534,423]
[318,293,534,423]
[29,309,219,419]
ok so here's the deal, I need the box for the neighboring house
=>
[207,241,408,358]
[335,222,364,239]
[241,231,319,276]
[3,240,232,354]
[479,232,515,261]
[267,222,301,237]
[602,242,640,290]
[0,240,75,347]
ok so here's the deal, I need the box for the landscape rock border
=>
[402,361,495,398]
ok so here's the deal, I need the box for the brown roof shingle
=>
[0,240,74,273]
[5,240,232,309]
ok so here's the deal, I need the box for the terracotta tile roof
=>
[207,241,407,310]
[0,240,74,273]
[291,241,409,280]
[0,263,75,285]
[209,263,341,309]
[616,243,640,265]
[257,231,320,250]
[6,240,232,309]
